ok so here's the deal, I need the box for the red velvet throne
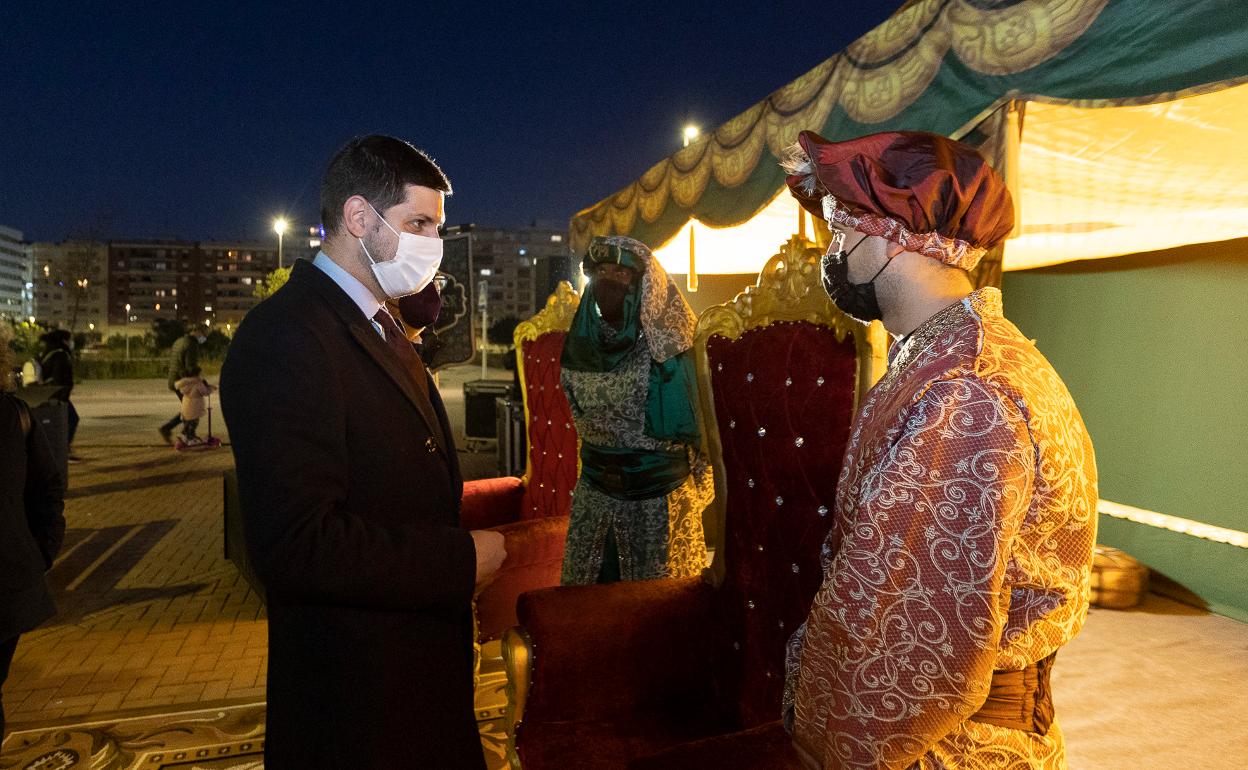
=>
[461,281,582,642]
[501,237,889,769]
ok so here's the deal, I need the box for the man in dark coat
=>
[158,324,207,444]
[38,329,79,459]
[220,135,505,769]
[1,329,66,738]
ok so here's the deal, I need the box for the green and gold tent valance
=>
[569,0,1248,275]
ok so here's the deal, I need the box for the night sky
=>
[2,1,898,243]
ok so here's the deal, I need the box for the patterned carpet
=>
[0,647,510,770]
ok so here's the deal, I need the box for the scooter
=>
[174,390,223,451]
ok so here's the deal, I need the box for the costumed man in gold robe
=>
[779,131,1098,770]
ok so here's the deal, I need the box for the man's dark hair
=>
[320,135,452,237]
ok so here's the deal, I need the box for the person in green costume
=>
[559,235,711,585]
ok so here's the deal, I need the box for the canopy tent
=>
[569,0,1248,282]
[568,0,1248,621]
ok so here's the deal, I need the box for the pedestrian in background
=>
[38,329,79,461]
[158,323,207,445]
[173,365,217,445]
[0,324,66,738]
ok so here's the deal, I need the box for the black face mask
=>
[821,233,892,324]
[396,281,442,329]
[593,279,631,328]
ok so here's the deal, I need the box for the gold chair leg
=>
[501,626,534,770]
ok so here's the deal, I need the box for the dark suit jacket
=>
[220,260,483,769]
[0,393,66,642]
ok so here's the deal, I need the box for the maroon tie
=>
[373,309,430,398]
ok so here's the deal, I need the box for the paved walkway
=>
[2,367,511,733]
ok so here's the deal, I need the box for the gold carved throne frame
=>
[511,280,582,485]
[693,234,889,586]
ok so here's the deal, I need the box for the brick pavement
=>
[2,370,510,739]
[2,389,265,728]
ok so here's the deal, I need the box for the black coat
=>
[40,346,74,402]
[167,335,200,389]
[220,260,483,769]
[0,393,66,642]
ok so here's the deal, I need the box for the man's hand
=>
[470,530,507,589]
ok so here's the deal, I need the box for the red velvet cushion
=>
[519,331,579,520]
[475,515,569,641]
[460,476,525,530]
[519,710,730,770]
[517,577,717,723]
[629,721,804,770]
[706,322,857,728]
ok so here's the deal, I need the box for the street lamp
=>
[683,124,700,147]
[124,303,131,360]
[273,217,288,269]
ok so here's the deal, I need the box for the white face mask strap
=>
[366,200,399,236]
[358,199,398,266]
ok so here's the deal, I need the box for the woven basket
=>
[1090,545,1150,609]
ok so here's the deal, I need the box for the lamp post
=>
[273,217,288,269]
[124,303,131,360]
[683,124,700,147]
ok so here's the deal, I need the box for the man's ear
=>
[342,195,371,239]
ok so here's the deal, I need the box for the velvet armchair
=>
[502,236,889,769]
[462,281,582,642]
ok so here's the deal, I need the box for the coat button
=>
[425,437,438,453]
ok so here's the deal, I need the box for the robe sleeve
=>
[793,377,1036,770]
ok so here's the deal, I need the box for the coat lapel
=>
[293,261,449,457]
[347,324,449,452]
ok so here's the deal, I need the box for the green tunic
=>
[560,328,710,585]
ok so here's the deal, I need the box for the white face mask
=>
[359,201,443,299]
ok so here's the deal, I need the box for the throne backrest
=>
[695,236,888,728]
[515,281,581,520]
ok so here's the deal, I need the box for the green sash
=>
[580,442,691,501]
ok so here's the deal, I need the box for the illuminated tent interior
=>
[570,0,1248,626]
[651,81,1248,278]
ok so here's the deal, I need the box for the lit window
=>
[550,234,563,242]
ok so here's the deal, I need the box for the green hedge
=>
[75,357,224,380]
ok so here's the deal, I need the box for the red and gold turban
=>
[783,130,1013,271]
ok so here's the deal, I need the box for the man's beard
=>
[363,226,395,268]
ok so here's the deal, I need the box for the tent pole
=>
[687,223,698,292]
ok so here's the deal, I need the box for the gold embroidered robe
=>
[790,288,1097,769]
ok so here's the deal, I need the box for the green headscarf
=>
[561,236,700,447]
